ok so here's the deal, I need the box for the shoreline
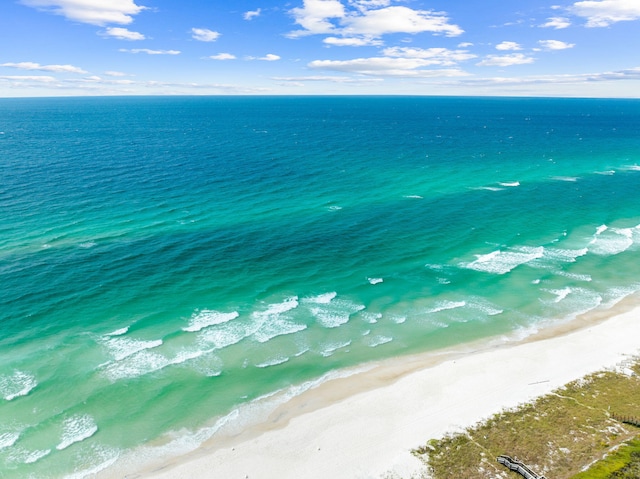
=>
[101,296,640,479]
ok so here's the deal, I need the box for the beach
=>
[105,298,640,479]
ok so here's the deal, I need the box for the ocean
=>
[1,96,640,478]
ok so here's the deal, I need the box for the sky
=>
[2,0,640,97]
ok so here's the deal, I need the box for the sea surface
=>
[1,96,640,478]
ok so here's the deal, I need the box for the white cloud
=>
[342,6,463,37]
[0,75,57,82]
[458,42,474,47]
[102,27,145,40]
[191,28,220,42]
[244,8,261,20]
[308,56,469,77]
[382,47,476,65]
[495,41,522,51]
[1,61,87,73]
[323,36,382,46]
[477,53,535,67]
[273,75,383,83]
[540,16,572,28]
[260,54,281,61]
[289,0,346,36]
[569,0,640,27]
[208,53,236,60]
[21,0,146,26]
[120,48,180,55]
[104,70,128,76]
[288,1,462,38]
[538,39,575,50]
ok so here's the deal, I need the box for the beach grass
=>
[414,359,640,479]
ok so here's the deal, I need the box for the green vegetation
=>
[572,438,640,478]
[413,360,640,479]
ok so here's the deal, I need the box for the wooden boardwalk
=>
[612,414,640,428]
[497,455,546,479]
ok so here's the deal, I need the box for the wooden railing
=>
[497,455,546,479]
[612,414,640,428]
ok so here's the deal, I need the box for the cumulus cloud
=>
[540,16,572,28]
[104,70,128,76]
[21,0,146,26]
[495,41,522,51]
[288,0,462,39]
[477,53,535,67]
[208,53,236,60]
[538,39,575,50]
[191,28,220,42]
[569,0,640,27]
[342,6,463,37]
[120,48,180,55]
[101,27,145,40]
[244,8,261,20]
[1,61,87,73]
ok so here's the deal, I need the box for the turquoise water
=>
[2,96,640,477]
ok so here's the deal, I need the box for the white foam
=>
[255,357,290,368]
[303,292,337,304]
[595,170,616,175]
[368,277,383,285]
[0,370,37,401]
[467,298,503,316]
[103,348,206,381]
[183,310,239,332]
[320,340,352,357]
[310,298,365,328]
[544,287,572,303]
[557,271,592,282]
[0,431,20,450]
[252,318,307,343]
[589,226,634,256]
[198,320,250,350]
[403,195,423,199]
[62,446,120,479]
[24,448,51,464]
[389,315,407,324]
[499,181,520,187]
[474,186,503,191]
[79,241,97,249]
[464,246,544,275]
[102,337,163,361]
[360,312,382,324]
[106,326,129,336]
[551,176,578,182]
[426,300,466,314]
[56,415,98,451]
[543,247,588,263]
[366,335,393,348]
[328,205,342,211]
[250,297,306,343]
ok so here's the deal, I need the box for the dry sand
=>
[109,301,640,479]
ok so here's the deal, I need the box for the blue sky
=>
[2,0,640,97]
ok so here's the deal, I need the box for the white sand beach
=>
[109,300,640,479]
